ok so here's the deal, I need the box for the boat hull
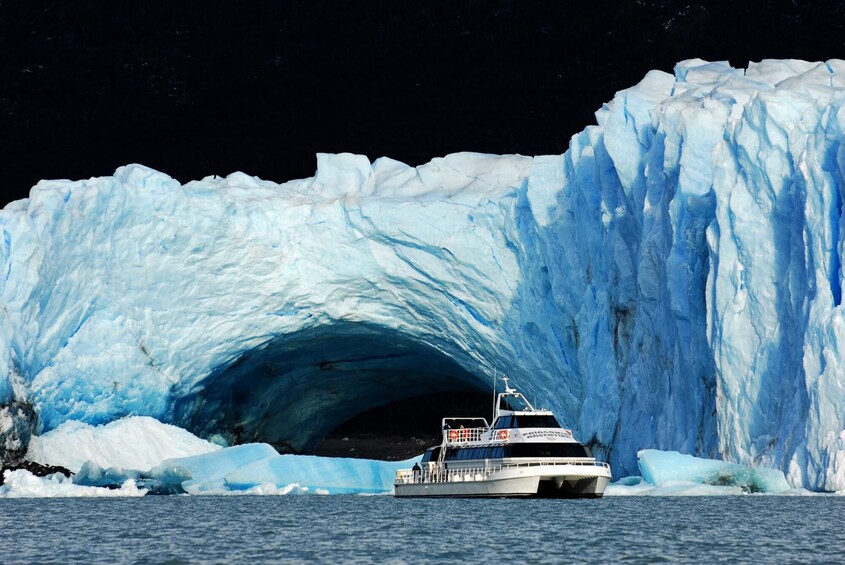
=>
[394,465,611,498]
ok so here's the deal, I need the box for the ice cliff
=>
[2,59,845,491]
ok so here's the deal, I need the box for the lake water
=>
[1,495,843,563]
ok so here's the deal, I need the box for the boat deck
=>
[396,459,611,485]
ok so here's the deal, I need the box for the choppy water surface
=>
[1,495,842,563]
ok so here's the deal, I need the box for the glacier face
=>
[2,59,845,491]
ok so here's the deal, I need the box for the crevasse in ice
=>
[2,59,845,491]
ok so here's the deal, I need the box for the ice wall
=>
[2,59,845,490]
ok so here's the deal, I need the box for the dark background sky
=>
[2,0,843,206]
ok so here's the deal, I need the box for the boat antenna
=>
[492,371,498,423]
[502,374,514,393]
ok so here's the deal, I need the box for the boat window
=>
[503,443,592,458]
[493,416,514,429]
[499,394,532,411]
[454,447,492,460]
[422,447,440,463]
[514,415,562,428]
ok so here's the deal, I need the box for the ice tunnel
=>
[171,321,493,458]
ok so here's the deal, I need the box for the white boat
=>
[394,377,611,498]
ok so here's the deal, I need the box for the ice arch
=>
[0,152,556,463]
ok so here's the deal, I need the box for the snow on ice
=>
[2,59,845,491]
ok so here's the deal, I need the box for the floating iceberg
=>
[149,443,417,495]
[0,469,146,498]
[637,449,790,493]
[605,479,748,496]
[26,416,221,474]
[605,449,794,496]
[26,416,415,495]
[2,59,845,491]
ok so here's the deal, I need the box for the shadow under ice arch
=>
[171,321,489,454]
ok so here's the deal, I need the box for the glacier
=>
[2,58,845,492]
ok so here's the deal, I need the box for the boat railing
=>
[395,459,611,485]
[395,465,502,485]
[443,426,486,444]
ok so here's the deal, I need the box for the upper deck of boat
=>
[437,377,580,448]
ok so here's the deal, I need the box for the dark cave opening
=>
[172,322,493,460]
[312,390,493,460]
